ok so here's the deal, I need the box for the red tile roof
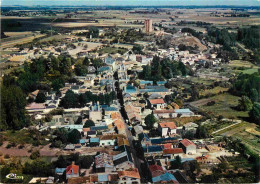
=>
[180,139,195,147]
[159,122,177,129]
[163,143,172,149]
[149,165,163,172]
[114,119,125,130]
[163,148,184,155]
[149,99,165,105]
[66,164,79,175]
[26,102,45,110]
[118,168,140,179]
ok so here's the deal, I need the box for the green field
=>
[242,68,259,74]
[1,130,49,145]
[97,46,128,55]
[37,34,67,43]
[200,86,229,96]
[198,93,249,119]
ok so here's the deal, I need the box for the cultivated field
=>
[190,93,249,119]
[1,34,45,48]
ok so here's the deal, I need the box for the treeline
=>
[230,72,260,124]
[59,90,116,109]
[1,153,93,183]
[206,27,236,51]
[1,55,82,130]
[237,26,260,50]
[139,56,192,81]
[76,26,99,38]
[231,72,260,101]
[177,21,212,27]
[181,27,203,39]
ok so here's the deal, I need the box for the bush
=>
[84,120,95,128]
[4,154,10,159]
[207,101,216,106]
[30,150,40,160]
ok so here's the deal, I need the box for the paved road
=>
[113,71,142,173]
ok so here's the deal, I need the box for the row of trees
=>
[59,90,116,109]
[237,26,260,50]
[206,26,236,51]
[140,56,191,82]
[231,72,260,124]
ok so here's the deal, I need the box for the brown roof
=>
[117,137,130,147]
[99,134,126,140]
[114,119,125,130]
[111,112,121,120]
[180,139,195,147]
[159,122,177,129]
[149,98,165,105]
[163,148,184,155]
[118,168,140,179]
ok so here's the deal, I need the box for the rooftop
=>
[180,139,195,147]
[159,122,177,129]
[149,98,165,105]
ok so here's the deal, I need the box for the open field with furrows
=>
[191,93,249,119]
[2,8,259,32]
[1,34,45,48]
[223,60,259,75]
[199,86,229,96]
[160,116,202,127]
[215,122,260,155]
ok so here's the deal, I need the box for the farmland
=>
[191,93,249,119]
[1,33,45,48]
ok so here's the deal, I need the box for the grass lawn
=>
[200,86,229,96]
[223,60,259,75]
[242,68,259,74]
[97,46,128,55]
[161,116,202,127]
[188,76,215,85]
[1,129,49,145]
[37,34,67,43]
[199,93,249,119]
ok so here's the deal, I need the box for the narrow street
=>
[113,71,142,174]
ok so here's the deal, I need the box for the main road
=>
[113,71,142,174]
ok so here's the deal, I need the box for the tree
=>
[68,129,81,144]
[191,85,199,101]
[249,103,260,125]
[23,160,53,177]
[84,120,95,128]
[0,85,30,130]
[30,150,40,160]
[88,27,99,38]
[238,96,253,111]
[132,45,143,54]
[195,125,209,139]
[144,114,157,129]
[35,92,46,103]
[59,90,79,109]
[80,156,94,169]
[170,155,182,169]
[52,78,64,92]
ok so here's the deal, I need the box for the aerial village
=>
[1,7,260,184]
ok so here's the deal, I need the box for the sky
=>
[1,0,260,6]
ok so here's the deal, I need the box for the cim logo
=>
[6,173,24,180]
